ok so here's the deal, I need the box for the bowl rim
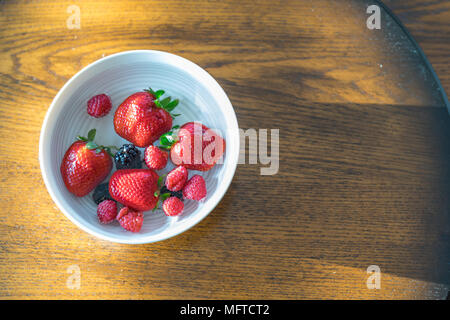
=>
[39,50,239,244]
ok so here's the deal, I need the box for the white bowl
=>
[39,50,239,244]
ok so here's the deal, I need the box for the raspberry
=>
[87,94,112,118]
[144,146,168,170]
[165,166,188,192]
[97,200,117,224]
[182,175,207,201]
[117,207,144,232]
[162,197,184,216]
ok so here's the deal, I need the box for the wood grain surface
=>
[0,0,449,299]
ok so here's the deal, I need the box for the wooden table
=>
[0,0,449,299]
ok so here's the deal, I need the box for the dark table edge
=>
[378,1,450,112]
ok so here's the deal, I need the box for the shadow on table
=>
[223,100,450,288]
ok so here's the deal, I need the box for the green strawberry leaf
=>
[160,133,173,146]
[172,125,180,130]
[85,141,98,149]
[87,129,96,141]
[152,190,172,211]
[157,174,166,187]
[75,129,118,157]
[165,99,179,112]
[160,193,171,202]
[159,135,169,146]
[147,88,164,99]
[159,97,171,108]
[155,90,165,98]
[103,147,114,157]
[159,131,178,149]
[154,99,162,108]
[147,87,180,117]
[166,135,176,144]
[171,113,181,117]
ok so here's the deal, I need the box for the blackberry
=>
[93,183,114,204]
[114,144,142,169]
[160,185,183,201]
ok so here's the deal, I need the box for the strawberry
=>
[144,145,168,170]
[113,88,179,148]
[182,175,207,201]
[97,200,118,224]
[109,169,159,211]
[87,94,112,118]
[162,197,184,216]
[160,122,226,171]
[61,129,114,197]
[165,166,188,192]
[117,207,144,232]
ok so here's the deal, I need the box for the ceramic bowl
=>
[39,50,239,244]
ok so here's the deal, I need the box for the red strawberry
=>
[109,169,159,211]
[97,200,118,224]
[161,122,226,171]
[61,129,113,197]
[182,175,207,201]
[144,145,168,170]
[162,197,184,216]
[87,94,112,118]
[117,207,144,232]
[165,166,188,191]
[113,89,178,148]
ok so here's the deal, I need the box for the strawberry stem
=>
[151,174,171,211]
[152,192,171,211]
[145,87,181,119]
[76,129,118,157]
